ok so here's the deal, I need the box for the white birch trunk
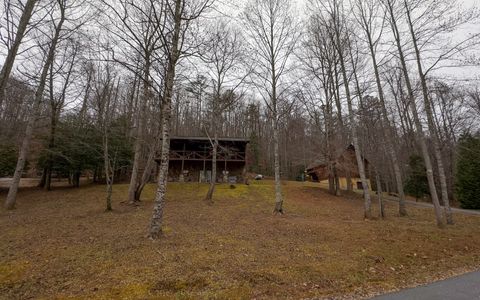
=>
[104,136,113,212]
[149,0,182,239]
[404,0,450,226]
[149,100,172,238]
[4,11,64,209]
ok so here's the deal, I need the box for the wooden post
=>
[181,142,185,171]
[179,142,185,182]
[202,146,206,183]
[244,142,249,184]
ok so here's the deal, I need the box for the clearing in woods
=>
[1,181,480,299]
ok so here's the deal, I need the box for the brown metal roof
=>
[170,136,250,143]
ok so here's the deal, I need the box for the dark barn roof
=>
[156,136,250,164]
[169,136,250,143]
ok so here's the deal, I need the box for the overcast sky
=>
[219,0,479,17]
[1,0,479,84]
[218,0,480,84]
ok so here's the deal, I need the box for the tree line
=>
[1,0,480,237]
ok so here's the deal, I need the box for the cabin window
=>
[357,181,364,190]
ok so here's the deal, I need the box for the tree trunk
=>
[5,112,38,208]
[435,148,453,224]
[205,80,221,203]
[0,0,37,112]
[362,21,407,217]
[45,165,52,191]
[273,117,283,214]
[376,173,385,219]
[134,141,159,202]
[104,160,113,212]
[106,179,113,211]
[333,20,372,218]
[149,101,172,238]
[45,107,57,191]
[127,143,141,202]
[404,0,450,226]
[205,136,217,203]
[334,165,341,196]
[325,110,335,195]
[149,0,182,239]
[328,168,335,195]
[128,61,151,204]
[104,135,113,212]
[38,168,46,188]
[4,12,64,210]
[385,0,445,227]
[346,170,353,191]
[93,167,98,183]
[74,172,80,188]
[79,68,93,127]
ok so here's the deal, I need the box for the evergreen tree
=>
[404,154,429,201]
[248,131,261,173]
[456,133,480,209]
[0,144,18,177]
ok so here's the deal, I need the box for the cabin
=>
[306,145,371,190]
[159,136,249,183]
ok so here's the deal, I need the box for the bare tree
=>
[381,0,447,227]
[99,0,166,204]
[97,69,119,211]
[468,87,480,117]
[203,21,247,203]
[306,0,373,217]
[401,0,476,225]
[0,0,38,113]
[352,0,409,217]
[299,9,342,196]
[40,38,80,190]
[5,0,68,210]
[243,0,299,214]
[149,0,213,239]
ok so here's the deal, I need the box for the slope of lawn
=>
[1,180,479,299]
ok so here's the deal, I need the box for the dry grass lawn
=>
[1,180,480,299]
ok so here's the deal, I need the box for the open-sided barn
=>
[158,136,249,183]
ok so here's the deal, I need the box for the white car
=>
[255,174,264,180]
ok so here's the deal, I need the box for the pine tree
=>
[248,131,261,174]
[456,133,480,209]
[404,154,429,201]
[0,144,18,177]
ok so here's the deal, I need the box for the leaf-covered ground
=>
[1,181,479,299]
